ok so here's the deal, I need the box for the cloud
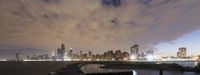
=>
[0,0,200,56]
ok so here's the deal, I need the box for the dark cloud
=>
[0,0,200,58]
[102,0,122,7]
[140,0,152,6]
[140,0,174,7]
[43,0,59,3]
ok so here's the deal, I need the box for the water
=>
[81,64,131,73]
[81,64,200,75]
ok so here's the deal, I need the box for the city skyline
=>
[8,43,199,61]
[0,0,200,58]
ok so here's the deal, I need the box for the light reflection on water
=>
[81,64,200,75]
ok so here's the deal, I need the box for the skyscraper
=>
[15,52,21,61]
[80,51,82,56]
[130,46,133,54]
[68,48,73,58]
[177,51,180,58]
[57,44,66,60]
[177,47,187,58]
[130,44,139,55]
[88,51,92,58]
[61,44,65,51]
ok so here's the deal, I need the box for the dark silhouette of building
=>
[68,49,73,58]
[177,47,187,58]
[57,44,66,60]
[130,44,139,55]
[61,44,65,51]
[88,51,92,58]
[115,50,122,60]
[15,52,21,61]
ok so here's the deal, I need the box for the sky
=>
[0,0,200,58]
[156,29,200,56]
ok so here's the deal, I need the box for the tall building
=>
[115,50,122,59]
[68,48,73,58]
[130,44,139,55]
[57,48,61,59]
[79,51,83,60]
[51,50,55,56]
[130,46,133,54]
[51,50,56,61]
[177,47,187,58]
[61,44,65,51]
[57,44,66,60]
[177,51,180,58]
[80,51,82,56]
[88,51,92,58]
[15,52,21,61]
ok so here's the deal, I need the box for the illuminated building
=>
[51,50,56,61]
[79,51,83,60]
[130,44,139,60]
[68,48,73,58]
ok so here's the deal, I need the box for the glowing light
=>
[123,58,129,61]
[88,59,92,61]
[194,56,199,60]
[130,55,136,60]
[0,59,6,61]
[64,58,71,61]
[63,52,71,61]
[96,59,100,61]
[145,55,154,61]
[132,70,137,75]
